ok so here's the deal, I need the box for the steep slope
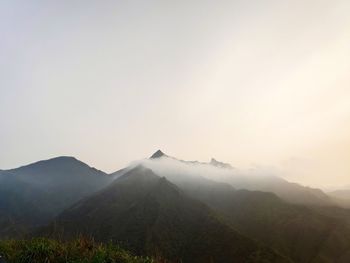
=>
[0,156,112,238]
[43,166,291,263]
[161,169,350,263]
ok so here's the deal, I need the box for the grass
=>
[0,237,155,263]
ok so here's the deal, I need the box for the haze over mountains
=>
[0,156,111,238]
[1,150,350,262]
[2,1,350,262]
[43,166,290,263]
[140,150,334,206]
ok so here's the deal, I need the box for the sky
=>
[1,0,350,188]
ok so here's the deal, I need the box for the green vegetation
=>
[43,166,292,263]
[0,237,154,263]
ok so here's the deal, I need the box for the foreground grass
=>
[0,237,154,263]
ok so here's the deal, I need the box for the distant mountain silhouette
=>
[328,189,350,208]
[150,149,166,159]
[210,158,233,169]
[0,156,112,238]
[329,189,350,200]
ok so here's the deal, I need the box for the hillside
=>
[2,153,350,262]
[42,165,291,263]
[0,157,112,238]
[123,153,350,263]
[188,187,350,263]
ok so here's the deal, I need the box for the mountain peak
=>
[150,150,167,159]
[210,158,233,169]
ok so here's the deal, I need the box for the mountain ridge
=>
[0,156,112,238]
[41,164,292,263]
[141,150,334,207]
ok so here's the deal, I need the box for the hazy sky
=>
[1,0,350,188]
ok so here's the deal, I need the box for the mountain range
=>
[42,165,290,263]
[1,150,350,262]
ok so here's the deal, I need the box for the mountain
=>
[150,149,167,159]
[0,156,112,238]
[42,165,291,263]
[328,189,350,201]
[328,190,350,208]
[145,150,333,206]
[181,182,350,263]
[0,170,51,238]
[210,158,233,169]
[227,172,333,206]
[119,151,350,262]
[3,151,350,262]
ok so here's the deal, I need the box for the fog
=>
[127,155,287,191]
[135,157,235,183]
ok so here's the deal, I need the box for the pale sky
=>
[1,0,350,188]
